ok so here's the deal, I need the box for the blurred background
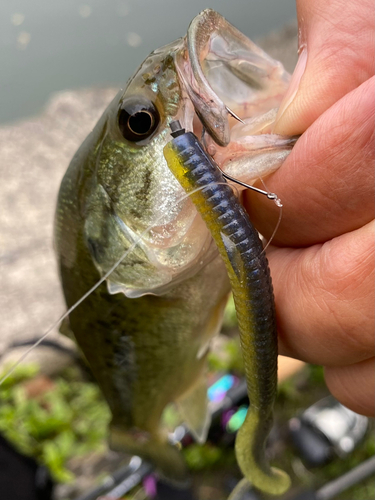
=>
[1,2,374,500]
[0,0,296,124]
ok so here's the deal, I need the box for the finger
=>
[273,0,374,135]
[244,78,375,246]
[268,221,374,366]
[324,358,375,417]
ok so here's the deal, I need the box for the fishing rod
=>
[291,456,375,500]
[74,381,373,500]
[76,435,375,500]
[0,366,371,500]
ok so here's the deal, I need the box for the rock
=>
[0,88,117,367]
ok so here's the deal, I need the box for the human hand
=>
[244,0,374,415]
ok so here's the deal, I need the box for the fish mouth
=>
[88,13,293,299]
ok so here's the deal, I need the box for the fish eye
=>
[118,97,159,142]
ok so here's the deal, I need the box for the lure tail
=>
[109,425,188,484]
[234,408,291,495]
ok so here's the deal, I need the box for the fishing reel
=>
[288,396,369,468]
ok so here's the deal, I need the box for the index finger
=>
[273,0,374,135]
[244,77,375,247]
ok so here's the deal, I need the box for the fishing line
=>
[220,104,284,251]
[0,182,235,386]
[199,126,283,252]
[200,125,283,222]
[218,170,282,253]
[256,174,283,253]
[262,203,282,253]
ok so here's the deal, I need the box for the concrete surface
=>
[0,24,298,370]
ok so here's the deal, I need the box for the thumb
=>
[273,0,374,135]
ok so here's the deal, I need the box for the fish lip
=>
[175,42,230,147]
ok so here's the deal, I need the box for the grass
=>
[0,364,110,483]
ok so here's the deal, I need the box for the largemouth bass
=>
[55,8,294,486]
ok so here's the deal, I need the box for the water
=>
[0,0,296,124]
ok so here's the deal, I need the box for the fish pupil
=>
[118,97,159,143]
[128,111,153,135]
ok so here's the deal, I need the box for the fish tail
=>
[109,425,188,484]
[234,408,291,496]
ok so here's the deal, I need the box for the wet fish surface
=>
[55,8,295,486]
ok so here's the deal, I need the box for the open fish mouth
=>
[84,9,294,298]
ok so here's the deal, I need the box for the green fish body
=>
[55,9,294,484]
[55,40,231,481]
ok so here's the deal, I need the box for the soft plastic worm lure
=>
[163,121,291,496]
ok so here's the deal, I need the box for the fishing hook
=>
[170,120,282,207]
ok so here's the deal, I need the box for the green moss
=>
[0,365,110,483]
[184,443,236,471]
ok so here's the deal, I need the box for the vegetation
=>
[0,364,110,483]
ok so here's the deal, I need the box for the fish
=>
[54,8,295,487]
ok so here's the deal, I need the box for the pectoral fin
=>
[176,376,211,443]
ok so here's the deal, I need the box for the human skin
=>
[244,0,374,416]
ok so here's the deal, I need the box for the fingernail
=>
[274,48,307,129]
